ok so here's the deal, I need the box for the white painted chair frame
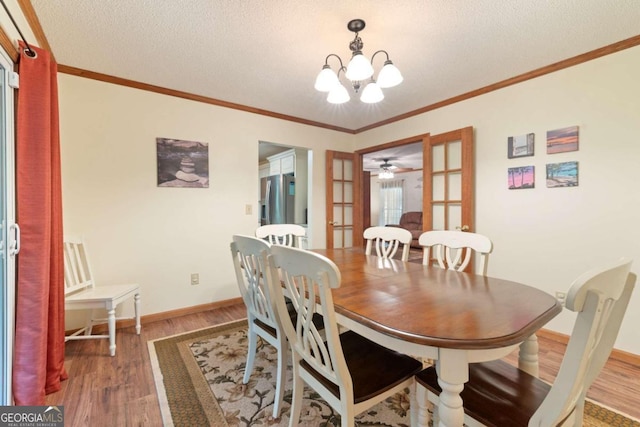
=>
[265,245,421,427]
[419,257,636,427]
[364,226,412,261]
[256,223,306,248]
[418,230,493,276]
[230,234,288,419]
[63,236,141,356]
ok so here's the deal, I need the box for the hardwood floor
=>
[45,303,640,426]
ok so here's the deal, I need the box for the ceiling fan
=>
[379,159,397,170]
[364,157,399,171]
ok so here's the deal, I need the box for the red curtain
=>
[12,42,67,405]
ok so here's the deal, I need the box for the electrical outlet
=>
[191,273,199,285]
[245,204,252,215]
[555,291,566,307]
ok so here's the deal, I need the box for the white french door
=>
[0,48,18,405]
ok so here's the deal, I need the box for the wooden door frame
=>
[353,126,474,247]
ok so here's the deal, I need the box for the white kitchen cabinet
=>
[259,163,270,179]
[268,149,295,176]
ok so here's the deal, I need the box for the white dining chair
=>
[231,234,323,418]
[418,230,493,275]
[63,236,141,356]
[256,223,306,248]
[364,226,412,261]
[264,245,422,427]
[230,234,288,418]
[415,257,636,427]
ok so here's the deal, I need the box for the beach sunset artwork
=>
[547,126,579,154]
[508,166,535,189]
[507,133,535,158]
[546,161,578,188]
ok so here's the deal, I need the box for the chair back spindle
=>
[364,226,412,261]
[419,230,493,275]
[256,223,306,248]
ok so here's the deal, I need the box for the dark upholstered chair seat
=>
[303,330,422,404]
[416,359,552,427]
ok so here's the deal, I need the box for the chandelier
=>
[314,19,403,104]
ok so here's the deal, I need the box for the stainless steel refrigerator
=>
[260,173,295,225]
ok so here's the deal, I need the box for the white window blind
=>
[379,179,404,225]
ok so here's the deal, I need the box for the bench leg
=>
[134,293,141,335]
[108,308,116,356]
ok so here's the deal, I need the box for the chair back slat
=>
[231,235,277,328]
[532,258,635,425]
[416,257,635,427]
[63,237,95,295]
[419,230,492,275]
[256,224,306,248]
[364,226,412,261]
[265,245,351,393]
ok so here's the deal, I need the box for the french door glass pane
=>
[343,159,353,180]
[433,204,445,230]
[447,140,462,169]
[333,182,343,203]
[333,206,343,224]
[333,159,343,179]
[343,182,353,203]
[333,229,343,247]
[433,175,445,200]
[448,172,462,200]
[343,227,353,247]
[432,144,445,171]
[448,204,462,229]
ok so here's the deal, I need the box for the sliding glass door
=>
[0,48,17,405]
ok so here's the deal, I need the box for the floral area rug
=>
[148,318,640,427]
[149,319,410,426]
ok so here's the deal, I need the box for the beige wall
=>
[58,74,352,317]
[7,0,634,351]
[354,46,640,354]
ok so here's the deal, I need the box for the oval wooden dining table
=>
[312,247,563,427]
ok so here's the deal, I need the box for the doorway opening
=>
[362,142,423,229]
[258,141,312,247]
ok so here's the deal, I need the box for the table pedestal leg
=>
[518,334,539,377]
[436,349,467,427]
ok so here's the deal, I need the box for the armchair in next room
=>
[386,211,423,249]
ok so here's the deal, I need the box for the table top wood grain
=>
[313,247,562,350]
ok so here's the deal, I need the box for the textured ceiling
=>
[30,0,640,132]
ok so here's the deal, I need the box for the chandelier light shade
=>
[315,19,402,104]
[345,53,374,81]
[360,81,384,103]
[327,83,351,104]
[377,60,403,88]
[314,65,340,92]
